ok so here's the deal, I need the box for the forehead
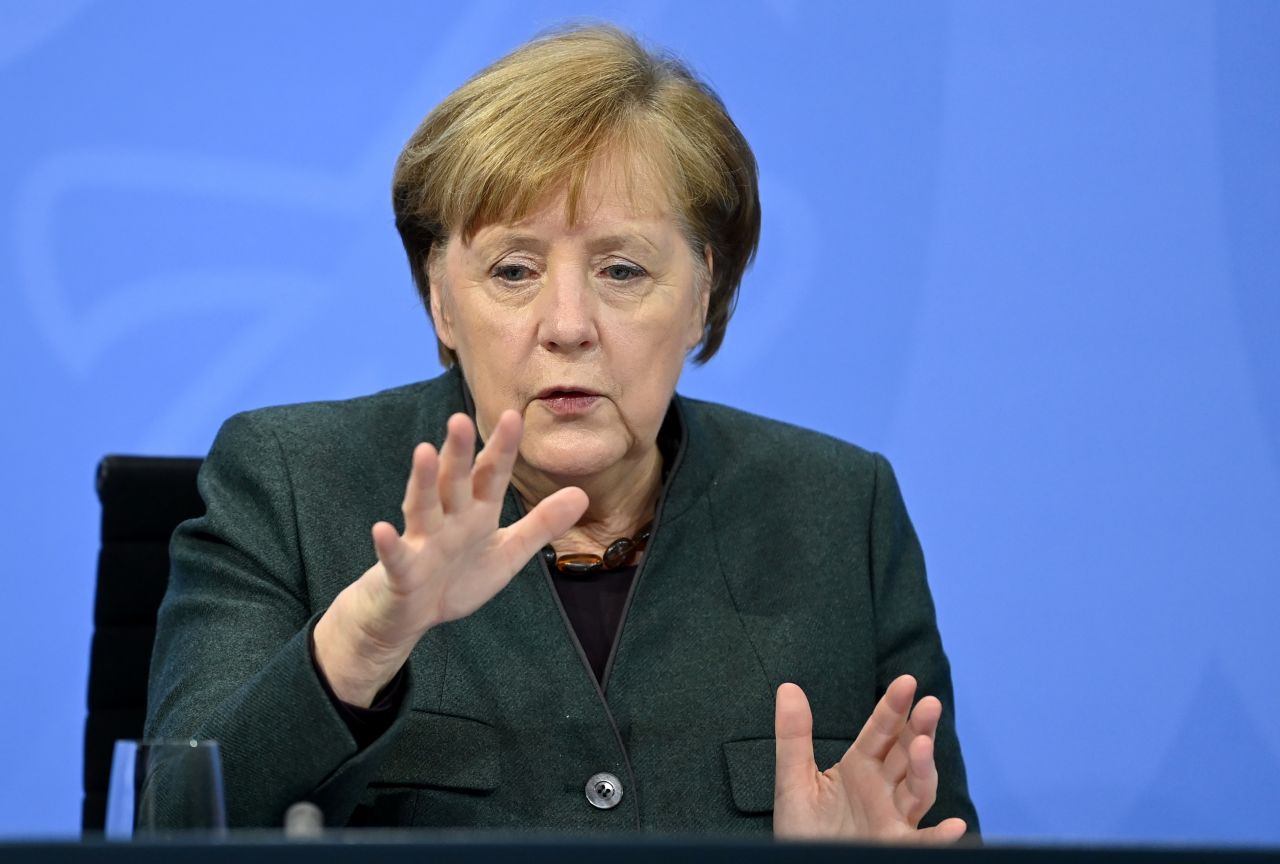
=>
[467,146,680,246]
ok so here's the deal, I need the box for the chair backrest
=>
[84,455,204,833]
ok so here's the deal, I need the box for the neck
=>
[512,445,662,553]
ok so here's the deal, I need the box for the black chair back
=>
[83,455,203,833]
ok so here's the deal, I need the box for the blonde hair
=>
[392,24,761,367]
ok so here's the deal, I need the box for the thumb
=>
[500,486,590,568]
[775,683,818,798]
[915,817,968,844]
[371,521,409,575]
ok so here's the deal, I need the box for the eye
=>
[492,263,534,283]
[602,263,645,282]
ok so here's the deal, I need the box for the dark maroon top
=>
[548,564,637,683]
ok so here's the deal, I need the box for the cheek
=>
[613,314,691,403]
[453,299,531,364]
[451,305,538,434]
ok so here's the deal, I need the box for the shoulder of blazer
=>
[675,394,881,499]
[223,367,467,457]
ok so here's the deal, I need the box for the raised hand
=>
[314,410,588,706]
[773,676,968,843]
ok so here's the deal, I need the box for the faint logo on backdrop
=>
[10,2,534,453]
[16,149,353,451]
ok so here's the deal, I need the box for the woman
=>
[146,25,977,840]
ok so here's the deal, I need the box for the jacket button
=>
[585,772,623,809]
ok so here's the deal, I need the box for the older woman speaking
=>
[145,25,977,840]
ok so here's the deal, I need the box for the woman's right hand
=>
[313,409,588,707]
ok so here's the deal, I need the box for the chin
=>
[520,432,627,482]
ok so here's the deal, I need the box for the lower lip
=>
[539,394,599,415]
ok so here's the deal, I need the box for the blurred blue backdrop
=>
[1,0,1277,844]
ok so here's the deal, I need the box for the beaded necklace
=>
[541,522,654,576]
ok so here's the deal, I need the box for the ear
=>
[686,244,714,351]
[426,248,457,350]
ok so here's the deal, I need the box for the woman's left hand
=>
[772,675,968,843]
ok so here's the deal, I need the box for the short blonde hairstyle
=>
[392,24,761,367]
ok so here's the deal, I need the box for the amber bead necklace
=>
[541,522,654,576]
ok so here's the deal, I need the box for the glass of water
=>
[106,739,227,838]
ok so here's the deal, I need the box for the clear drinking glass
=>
[106,739,227,838]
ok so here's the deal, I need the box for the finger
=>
[910,696,942,736]
[371,521,409,574]
[774,683,818,798]
[884,694,942,784]
[472,410,522,504]
[438,413,476,514]
[402,442,441,536]
[914,817,967,844]
[899,733,938,825]
[853,674,917,762]
[498,486,589,569]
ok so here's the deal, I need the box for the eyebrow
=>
[586,233,662,255]
[471,229,665,258]
[472,232,547,255]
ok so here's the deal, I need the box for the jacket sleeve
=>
[868,453,981,836]
[144,410,412,828]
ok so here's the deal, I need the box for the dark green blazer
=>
[145,366,978,835]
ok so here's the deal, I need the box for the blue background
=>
[1,0,1277,845]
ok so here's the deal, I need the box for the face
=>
[430,155,709,488]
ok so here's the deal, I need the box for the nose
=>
[537,262,597,354]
